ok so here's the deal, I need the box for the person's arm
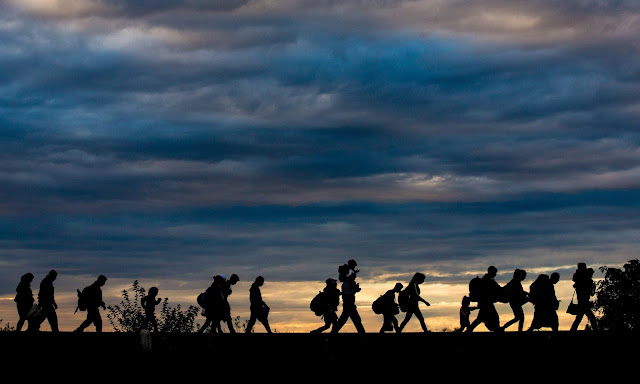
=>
[414,284,430,306]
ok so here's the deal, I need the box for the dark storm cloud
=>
[1,0,639,295]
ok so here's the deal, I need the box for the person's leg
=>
[570,312,584,331]
[585,309,598,330]
[259,316,272,333]
[350,308,365,333]
[331,306,351,333]
[398,311,413,332]
[414,310,429,332]
[48,309,59,333]
[198,318,211,333]
[245,314,256,333]
[94,311,102,333]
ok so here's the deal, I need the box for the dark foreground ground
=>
[2,330,637,367]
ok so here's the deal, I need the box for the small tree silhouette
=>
[107,280,200,332]
[594,259,640,332]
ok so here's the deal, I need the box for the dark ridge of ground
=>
[2,330,636,367]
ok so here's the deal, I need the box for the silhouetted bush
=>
[107,280,200,332]
[595,259,640,332]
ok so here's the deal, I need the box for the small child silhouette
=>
[458,296,478,332]
[141,287,162,332]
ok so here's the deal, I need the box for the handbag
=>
[566,290,580,315]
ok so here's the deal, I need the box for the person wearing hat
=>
[74,275,108,332]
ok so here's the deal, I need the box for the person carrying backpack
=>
[378,283,403,333]
[501,269,530,332]
[332,261,365,334]
[570,264,598,331]
[74,275,107,333]
[466,266,503,332]
[398,272,431,333]
[198,275,226,334]
[527,272,560,332]
[310,278,341,334]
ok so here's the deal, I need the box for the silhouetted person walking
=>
[570,264,598,331]
[528,272,560,332]
[310,278,341,334]
[501,269,529,331]
[398,272,431,332]
[74,275,107,332]
[245,276,272,333]
[221,274,239,333]
[141,287,161,332]
[14,273,35,332]
[28,270,59,332]
[198,275,226,334]
[457,296,478,332]
[379,283,403,333]
[332,261,365,333]
[466,266,503,332]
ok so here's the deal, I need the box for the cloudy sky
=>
[1,0,639,332]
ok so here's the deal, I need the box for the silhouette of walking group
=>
[12,261,599,334]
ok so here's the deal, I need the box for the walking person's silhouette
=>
[28,270,59,332]
[221,274,239,333]
[141,287,162,332]
[570,264,598,331]
[378,282,403,333]
[457,296,478,332]
[331,260,365,333]
[527,272,560,332]
[398,272,431,333]
[74,275,108,332]
[501,269,530,331]
[245,276,272,333]
[198,275,226,334]
[14,273,35,332]
[310,278,341,334]
[466,266,503,332]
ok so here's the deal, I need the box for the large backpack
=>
[310,291,328,316]
[196,292,207,308]
[338,264,350,282]
[468,276,483,302]
[371,295,386,315]
[75,286,90,313]
[398,289,410,312]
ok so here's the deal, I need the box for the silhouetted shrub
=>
[107,280,200,332]
[594,259,640,332]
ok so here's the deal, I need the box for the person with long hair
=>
[14,273,35,331]
[398,272,431,332]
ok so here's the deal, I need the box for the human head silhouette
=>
[229,274,240,285]
[48,269,58,281]
[149,287,159,296]
[97,274,107,286]
[412,272,426,284]
[255,276,264,286]
[393,283,404,292]
[577,262,587,271]
[488,266,497,278]
[550,272,560,284]
[514,269,526,281]
[21,273,34,284]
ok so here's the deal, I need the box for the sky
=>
[1,0,639,333]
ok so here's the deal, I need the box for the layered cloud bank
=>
[1,0,638,330]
